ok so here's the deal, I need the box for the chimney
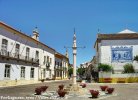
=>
[32,27,39,41]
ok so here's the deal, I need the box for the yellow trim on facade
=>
[0,80,39,87]
[99,77,138,83]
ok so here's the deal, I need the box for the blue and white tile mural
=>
[111,46,133,62]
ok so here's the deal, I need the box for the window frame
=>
[4,64,11,79]
[20,66,25,79]
[30,68,34,78]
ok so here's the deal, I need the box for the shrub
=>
[40,86,48,92]
[80,83,86,88]
[134,55,138,61]
[40,79,45,82]
[77,79,82,82]
[106,88,114,94]
[58,84,64,90]
[35,87,42,95]
[100,86,108,91]
[57,89,67,97]
[89,90,99,98]
[123,63,135,73]
[98,63,112,72]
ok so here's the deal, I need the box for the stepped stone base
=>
[65,84,88,95]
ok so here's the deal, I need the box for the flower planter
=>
[40,79,45,82]
[89,90,99,98]
[80,83,86,88]
[77,80,82,82]
[57,89,67,97]
[41,86,48,92]
[106,88,114,94]
[35,87,42,95]
[100,86,108,91]
[69,84,72,86]
[58,84,64,90]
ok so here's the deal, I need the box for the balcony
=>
[0,50,39,64]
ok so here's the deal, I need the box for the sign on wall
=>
[111,46,133,62]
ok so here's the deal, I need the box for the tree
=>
[68,67,73,77]
[98,63,112,72]
[77,67,85,76]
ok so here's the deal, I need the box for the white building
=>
[0,21,55,86]
[94,29,138,73]
[80,62,91,68]
[54,52,69,80]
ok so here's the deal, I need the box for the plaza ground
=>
[0,80,138,100]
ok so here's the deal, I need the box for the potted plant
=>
[58,84,64,90]
[89,90,99,98]
[40,79,45,82]
[100,86,108,91]
[57,89,67,97]
[41,86,48,92]
[69,84,72,86]
[106,88,114,94]
[80,83,86,88]
[77,79,82,83]
[35,87,42,95]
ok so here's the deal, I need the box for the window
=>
[15,43,20,58]
[60,63,62,67]
[30,68,34,78]
[47,56,49,63]
[35,51,39,60]
[43,69,46,78]
[50,58,52,64]
[20,67,25,78]
[26,47,30,60]
[4,65,11,78]
[58,62,59,66]
[1,39,8,55]
[43,56,46,64]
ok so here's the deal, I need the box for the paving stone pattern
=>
[0,80,138,100]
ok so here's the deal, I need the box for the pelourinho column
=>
[72,32,77,84]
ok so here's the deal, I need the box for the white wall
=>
[0,63,5,80]
[0,25,55,82]
[99,72,138,78]
[99,39,138,73]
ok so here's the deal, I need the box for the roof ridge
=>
[0,21,55,51]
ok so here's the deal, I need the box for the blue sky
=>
[0,0,138,66]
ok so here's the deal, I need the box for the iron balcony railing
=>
[0,50,39,64]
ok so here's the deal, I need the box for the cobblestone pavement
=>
[0,80,138,100]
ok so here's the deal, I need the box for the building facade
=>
[94,29,138,73]
[0,21,67,86]
[55,52,69,80]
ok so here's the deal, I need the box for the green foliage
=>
[77,67,85,75]
[68,67,73,77]
[134,55,138,61]
[123,63,135,73]
[98,63,112,72]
